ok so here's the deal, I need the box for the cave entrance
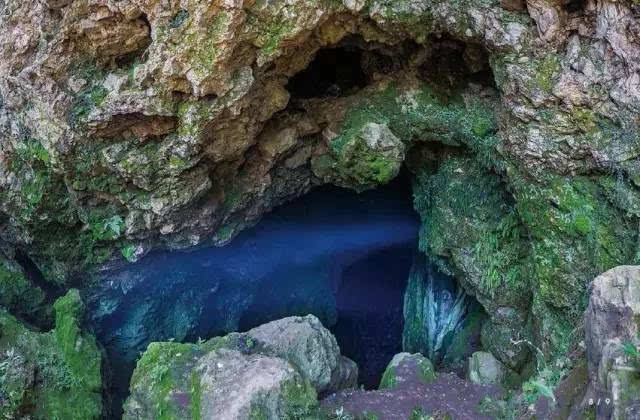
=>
[89,171,421,414]
[89,34,498,416]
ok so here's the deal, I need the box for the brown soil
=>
[322,356,502,419]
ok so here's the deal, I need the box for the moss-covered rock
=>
[0,290,102,419]
[124,316,354,420]
[379,353,436,390]
[0,256,47,324]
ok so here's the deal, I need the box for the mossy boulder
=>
[379,352,436,390]
[0,290,102,419]
[124,315,356,420]
[330,121,406,190]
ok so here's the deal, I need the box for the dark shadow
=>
[285,46,368,99]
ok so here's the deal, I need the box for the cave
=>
[87,171,484,416]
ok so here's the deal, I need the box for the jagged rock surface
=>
[583,265,640,419]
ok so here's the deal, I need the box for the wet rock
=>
[123,315,355,419]
[468,351,507,386]
[583,266,640,419]
[402,253,486,366]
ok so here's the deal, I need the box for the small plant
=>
[622,336,640,372]
[333,407,354,420]
[121,244,136,262]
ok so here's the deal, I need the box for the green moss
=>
[190,371,202,420]
[532,54,560,93]
[282,379,319,420]
[53,290,102,390]
[379,366,397,389]
[121,243,136,262]
[0,259,46,322]
[413,156,528,299]
[68,66,108,128]
[417,358,436,384]
[0,291,102,419]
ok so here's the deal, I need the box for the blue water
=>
[87,175,420,413]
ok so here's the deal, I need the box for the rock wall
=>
[584,265,640,419]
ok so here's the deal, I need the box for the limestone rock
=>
[246,314,358,394]
[3,0,640,413]
[124,345,315,420]
[468,351,507,386]
[123,315,356,419]
[583,266,640,419]
[331,122,406,190]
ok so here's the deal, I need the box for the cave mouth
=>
[88,171,421,414]
[87,169,487,417]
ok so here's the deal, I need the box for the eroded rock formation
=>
[584,265,640,419]
[2,0,640,417]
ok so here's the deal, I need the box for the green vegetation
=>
[378,365,397,389]
[120,243,136,262]
[622,334,640,372]
[0,291,102,419]
[417,357,436,383]
[412,155,528,299]
[127,341,203,420]
[282,379,319,419]
[0,259,46,322]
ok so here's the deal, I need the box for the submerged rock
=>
[0,290,102,419]
[583,266,640,419]
[123,315,356,419]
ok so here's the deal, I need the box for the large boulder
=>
[123,315,356,420]
[247,314,357,394]
[124,344,316,420]
[583,266,640,419]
